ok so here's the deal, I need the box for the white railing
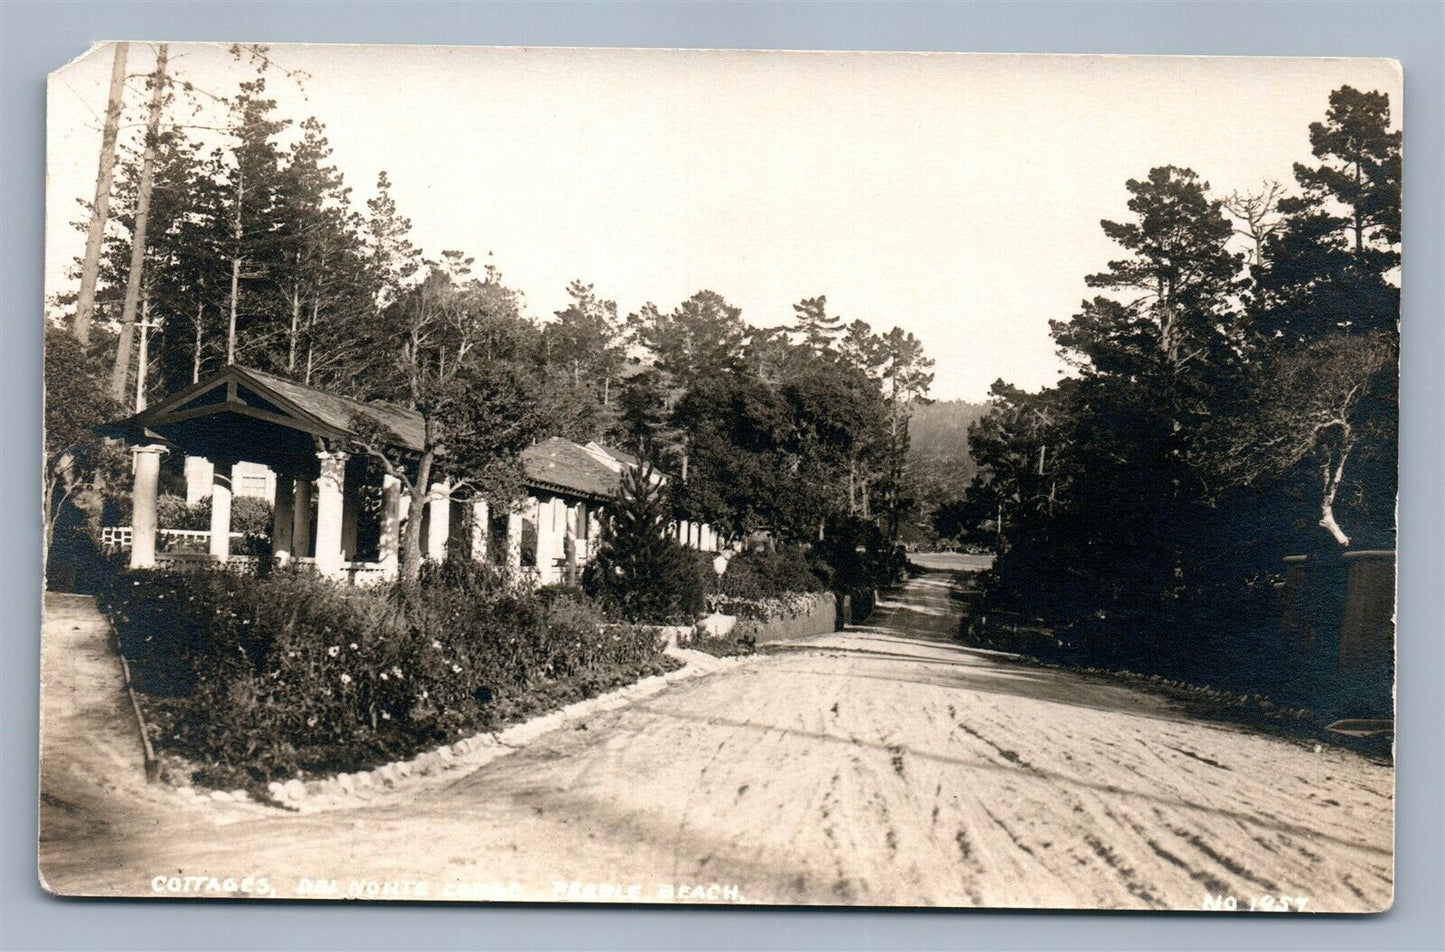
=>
[101,526,245,551]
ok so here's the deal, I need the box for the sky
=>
[46,45,1401,401]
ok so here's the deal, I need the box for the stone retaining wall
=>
[748,592,841,644]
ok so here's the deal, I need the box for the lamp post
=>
[711,551,729,612]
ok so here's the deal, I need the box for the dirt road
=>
[40,568,1393,910]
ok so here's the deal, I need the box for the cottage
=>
[102,365,721,584]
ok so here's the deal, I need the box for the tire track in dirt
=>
[40,571,1393,911]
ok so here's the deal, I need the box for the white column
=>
[563,502,580,583]
[314,451,348,579]
[292,477,313,560]
[679,519,691,549]
[208,460,234,561]
[470,498,490,562]
[379,474,402,580]
[570,502,587,564]
[425,481,450,562]
[587,508,603,554]
[183,455,212,505]
[271,476,295,563]
[506,504,524,572]
[129,445,165,569]
[534,496,557,582]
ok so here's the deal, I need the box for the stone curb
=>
[189,647,749,815]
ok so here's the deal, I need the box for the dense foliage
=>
[947,87,1399,701]
[50,47,938,589]
[99,562,672,790]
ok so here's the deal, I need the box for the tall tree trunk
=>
[73,42,129,347]
[1353,160,1364,257]
[226,168,244,365]
[287,283,301,373]
[400,444,435,581]
[133,295,151,411]
[1319,445,1353,546]
[192,302,204,383]
[109,44,167,402]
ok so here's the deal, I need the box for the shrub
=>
[716,544,827,602]
[161,494,208,530]
[230,496,273,535]
[584,465,706,623]
[678,619,757,657]
[100,563,673,789]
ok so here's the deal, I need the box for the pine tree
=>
[271,118,373,385]
[213,72,291,366]
[584,464,703,623]
[1255,86,1401,341]
[630,290,748,380]
[792,294,843,350]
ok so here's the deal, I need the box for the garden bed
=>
[99,561,677,794]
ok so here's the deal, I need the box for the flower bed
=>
[99,561,675,792]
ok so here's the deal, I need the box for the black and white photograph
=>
[39,43,1399,911]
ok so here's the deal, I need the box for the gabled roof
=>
[239,367,425,451]
[104,364,426,453]
[104,365,639,501]
[590,442,640,468]
[521,437,628,502]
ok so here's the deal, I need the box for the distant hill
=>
[903,400,991,545]
[908,399,989,497]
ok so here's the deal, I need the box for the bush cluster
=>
[100,561,671,790]
[153,494,273,534]
[714,544,826,602]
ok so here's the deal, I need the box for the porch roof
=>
[102,365,635,501]
[522,437,629,502]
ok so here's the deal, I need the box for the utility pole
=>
[134,304,158,411]
[110,44,168,401]
[73,42,129,347]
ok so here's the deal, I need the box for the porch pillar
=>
[588,508,603,559]
[506,504,524,571]
[535,496,559,583]
[679,519,691,549]
[129,444,165,569]
[379,474,402,580]
[292,477,313,559]
[208,460,234,561]
[470,497,490,562]
[340,479,360,562]
[314,451,349,579]
[425,481,450,561]
[271,476,295,563]
[183,455,211,505]
[563,502,580,583]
